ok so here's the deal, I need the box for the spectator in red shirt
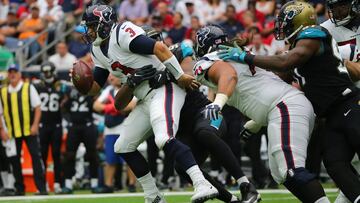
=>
[185,15,201,39]
[237,0,265,26]
[16,0,36,20]
[153,1,173,31]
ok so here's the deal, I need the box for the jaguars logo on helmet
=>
[81,4,116,46]
[195,25,228,57]
[275,1,316,43]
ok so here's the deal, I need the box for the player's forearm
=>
[32,106,41,127]
[253,54,294,72]
[88,82,102,96]
[93,100,105,113]
[114,84,134,111]
[345,60,360,82]
[154,42,184,79]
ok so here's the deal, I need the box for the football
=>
[72,60,93,94]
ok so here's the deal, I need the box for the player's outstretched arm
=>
[218,39,319,72]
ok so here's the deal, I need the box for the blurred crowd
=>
[0,0,334,196]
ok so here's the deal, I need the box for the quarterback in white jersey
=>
[193,25,330,203]
[77,4,218,203]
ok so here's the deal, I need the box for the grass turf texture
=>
[0,191,338,203]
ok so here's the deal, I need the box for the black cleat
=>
[239,182,261,203]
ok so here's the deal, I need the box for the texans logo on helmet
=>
[197,27,211,48]
[93,6,113,23]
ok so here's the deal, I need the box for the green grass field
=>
[0,190,339,203]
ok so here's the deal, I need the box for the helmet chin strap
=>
[334,14,352,26]
[285,25,304,44]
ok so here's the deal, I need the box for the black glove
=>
[239,128,255,142]
[127,65,157,88]
[202,103,221,120]
[149,69,176,89]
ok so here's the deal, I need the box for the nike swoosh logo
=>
[344,109,351,116]
[134,73,140,77]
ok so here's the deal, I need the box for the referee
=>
[0,64,47,195]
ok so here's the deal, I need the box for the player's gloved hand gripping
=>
[240,120,262,142]
[127,65,157,88]
[202,104,222,121]
[217,42,254,65]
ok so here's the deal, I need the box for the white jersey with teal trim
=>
[91,21,166,100]
[193,52,303,125]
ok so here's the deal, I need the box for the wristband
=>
[163,55,184,80]
[244,53,255,66]
[244,120,262,133]
[213,93,228,109]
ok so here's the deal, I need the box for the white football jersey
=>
[194,52,303,125]
[91,21,166,100]
[321,19,360,46]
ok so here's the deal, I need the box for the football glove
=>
[149,69,176,89]
[127,65,157,88]
[217,42,248,63]
[202,103,222,121]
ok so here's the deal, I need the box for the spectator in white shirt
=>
[202,0,226,24]
[247,32,272,56]
[0,0,9,23]
[41,0,64,27]
[49,42,76,71]
[175,0,205,27]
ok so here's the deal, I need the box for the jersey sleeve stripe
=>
[350,44,356,61]
[116,24,122,48]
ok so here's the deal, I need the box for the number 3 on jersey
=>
[121,24,136,38]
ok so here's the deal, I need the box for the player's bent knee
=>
[283,167,316,185]
[154,135,172,150]
[114,137,137,153]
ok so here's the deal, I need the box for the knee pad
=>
[114,136,137,153]
[284,167,316,185]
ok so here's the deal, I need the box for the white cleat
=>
[145,194,167,203]
[191,180,219,203]
[334,191,351,203]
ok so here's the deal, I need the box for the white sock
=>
[355,195,360,203]
[138,172,159,197]
[314,196,331,203]
[65,179,73,190]
[1,172,9,188]
[91,178,98,188]
[7,173,14,189]
[186,165,206,186]
[236,176,249,185]
[230,195,238,202]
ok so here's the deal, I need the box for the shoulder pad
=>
[296,26,327,41]
[193,52,218,76]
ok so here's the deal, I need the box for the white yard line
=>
[0,188,339,201]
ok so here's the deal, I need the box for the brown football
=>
[72,60,93,94]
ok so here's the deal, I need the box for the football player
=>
[61,86,99,194]
[77,4,217,203]
[33,62,67,193]
[194,23,330,202]
[218,1,360,202]
[138,26,261,203]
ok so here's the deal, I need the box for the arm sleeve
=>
[30,84,41,108]
[129,35,156,55]
[94,66,110,88]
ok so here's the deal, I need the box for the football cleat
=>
[145,193,167,203]
[239,182,261,203]
[191,180,219,203]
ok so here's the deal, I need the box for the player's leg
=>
[114,102,163,202]
[62,125,82,193]
[38,125,50,172]
[150,83,218,202]
[327,97,360,203]
[24,135,47,194]
[192,112,260,202]
[268,100,329,203]
[82,124,99,191]
[51,125,63,193]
